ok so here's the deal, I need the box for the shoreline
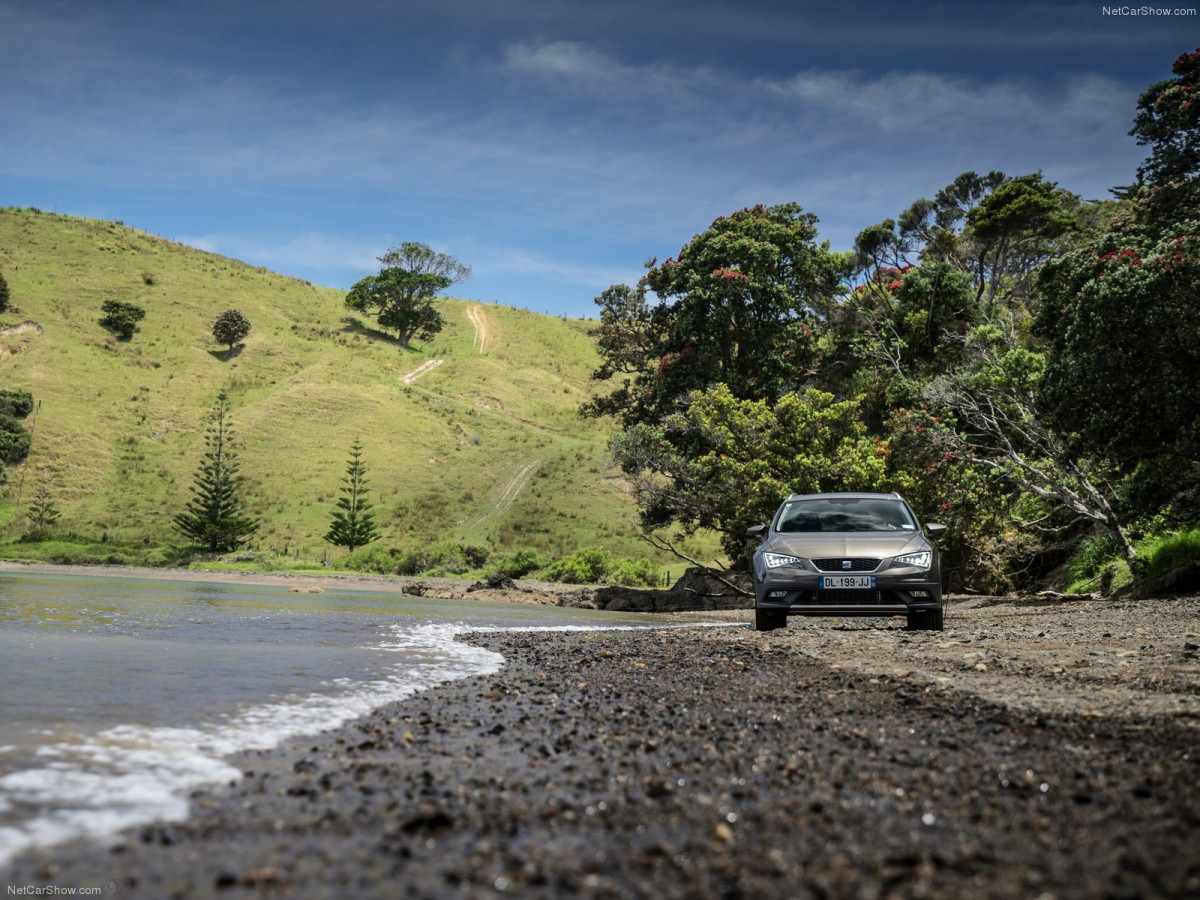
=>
[0,559,755,614]
[0,559,457,594]
[3,595,1198,897]
[0,560,577,604]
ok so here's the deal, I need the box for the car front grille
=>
[811,558,880,573]
[792,589,882,605]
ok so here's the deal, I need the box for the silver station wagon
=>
[748,492,947,632]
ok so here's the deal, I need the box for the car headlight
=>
[891,551,931,570]
[764,553,805,570]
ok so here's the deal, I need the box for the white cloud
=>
[174,232,384,281]
[764,67,1132,137]
[470,242,643,290]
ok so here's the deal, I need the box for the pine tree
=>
[25,478,61,540]
[173,391,259,552]
[324,437,381,554]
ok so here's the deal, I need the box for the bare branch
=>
[639,533,753,597]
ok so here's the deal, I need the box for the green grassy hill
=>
[0,207,698,573]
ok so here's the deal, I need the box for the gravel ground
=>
[4,594,1199,899]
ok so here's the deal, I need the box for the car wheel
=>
[906,608,944,632]
[755,609,786,631]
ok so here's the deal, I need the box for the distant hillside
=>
[0,207,676,566]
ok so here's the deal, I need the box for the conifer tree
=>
[324,437,381,554]
[173,391,259,552]
[25,478,61,540]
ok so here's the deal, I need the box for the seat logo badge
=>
[842,560,851,570]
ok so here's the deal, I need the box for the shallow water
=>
[0,571,669,866]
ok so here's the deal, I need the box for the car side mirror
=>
[746,523,767,539]
[925,523,948,538]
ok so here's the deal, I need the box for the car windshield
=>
[775,498,917,533]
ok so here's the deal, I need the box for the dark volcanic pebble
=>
[5,626,1199,899]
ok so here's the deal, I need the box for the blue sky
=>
[2,0,1195,317]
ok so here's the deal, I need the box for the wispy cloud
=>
[0,0,1173,314]
[765,67,1133,137]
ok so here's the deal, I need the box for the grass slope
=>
[0,207,690,569]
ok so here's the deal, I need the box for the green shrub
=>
[491,548,546,578]
[340,545,400,574]
[1066,534,1117,584]
[1139,527,1200,594]
[99,300,146,340]
[612,557,659,587]
[539,546,612,584]
[0,535,191,567]
[387,541,491,576]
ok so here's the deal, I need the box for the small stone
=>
[712,822,735,843]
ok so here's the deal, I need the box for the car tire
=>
[906,608,944,632]
[754,608,786,632]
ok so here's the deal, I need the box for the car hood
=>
[764,532,928,559]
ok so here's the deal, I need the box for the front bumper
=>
[754,566,943,617]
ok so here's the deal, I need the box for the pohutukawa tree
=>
[345,242,470,347]
[582,203,846,553]
[1034,46,1200,522]
[173,391,259,552]
[583,203,844,428]
[324,437,381,554]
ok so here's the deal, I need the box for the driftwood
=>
[1032,590,1098,602]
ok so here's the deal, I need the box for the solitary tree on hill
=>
[0,270,10,313]
[212,308,252,352]
[324,437,381,554]
[99,299,146,340]
[345,242,470,347]
[173,391,259,552]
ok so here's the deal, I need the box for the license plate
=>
[819,575,876,589]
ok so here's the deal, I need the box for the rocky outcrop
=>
[557,568,752,612]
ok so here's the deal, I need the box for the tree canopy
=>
[346,242,470,347]
[212,308,251,351]
[584,203,844,426]
[1034,47,1200,521]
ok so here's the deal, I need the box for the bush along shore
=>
[4,594,1198,898]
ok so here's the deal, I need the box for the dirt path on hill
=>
[399,358,444,384]
[462,455,544,529]
[0,321,42,360]
[467,304,498,354]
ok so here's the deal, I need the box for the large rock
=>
[558,568,752,612]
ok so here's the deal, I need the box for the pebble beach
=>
[3,590,1198,898]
